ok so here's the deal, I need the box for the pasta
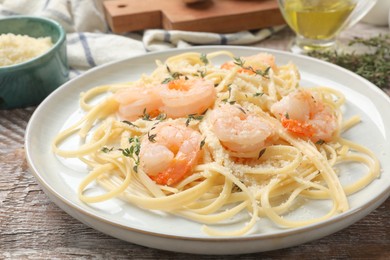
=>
[52,51,380,236]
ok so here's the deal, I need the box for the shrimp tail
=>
[151,157,192,186]
[281,116,316,138]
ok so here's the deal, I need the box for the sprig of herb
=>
[161,65,184,84]
[119,137,141,172]
[308,34,390,89]
[232,57,270,78]
[251,66,271,79]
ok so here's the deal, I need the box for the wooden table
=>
[1,24,389,259]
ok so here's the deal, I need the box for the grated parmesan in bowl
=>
[0,33,53,67]
[0,16,68,109]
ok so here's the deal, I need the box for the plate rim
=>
[25,45,390,244]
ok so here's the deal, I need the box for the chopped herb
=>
[285,112,290,119]
[171,72,182,79]
[185,113,204,126]
[156,113,167,121]
[236,106,246,114]
[228,101,236,105]
[253,92,264,97]
[161,65,184,84]
[161,77,172,84]
[316,139,325,145]
[200,53,209,65]
[101,147,113,153]
[200,138,206,149]
[197,69,206,78]
[121,120,138,127]
[148,132,157,143]
[142,108,152,121]
[258,148,266,159]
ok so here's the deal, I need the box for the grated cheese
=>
[0,33,53,67]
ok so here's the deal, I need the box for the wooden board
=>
[103,0,285,33]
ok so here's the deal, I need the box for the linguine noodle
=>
[52,51,380,236]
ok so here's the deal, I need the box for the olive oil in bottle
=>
[283,0,356,40]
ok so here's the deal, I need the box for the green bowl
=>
[0,16,69,109]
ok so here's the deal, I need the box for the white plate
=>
[25,46,390,255]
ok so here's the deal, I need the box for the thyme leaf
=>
[253,92,264,97]
[148,132,157,143]
[121,120,138,127]
[237,106,246,114]
[258,148,266,159]
[101,147,113,153]
[254,66,271,79]
[200,138,206,149]
[185,113,204,126]
[197,69,206,78]
[200,53,209,65]
[142,108,152,121]
[233,57,245,67]
[156,113,167,121]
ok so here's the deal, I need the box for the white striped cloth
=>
[0,0,284,78]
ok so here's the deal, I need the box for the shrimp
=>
[159,77,216,118]
[209,103,276,158]
[113,84,162,121]
[221,53,277,74]
[270,89,338,142]
[139,121,203,186]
